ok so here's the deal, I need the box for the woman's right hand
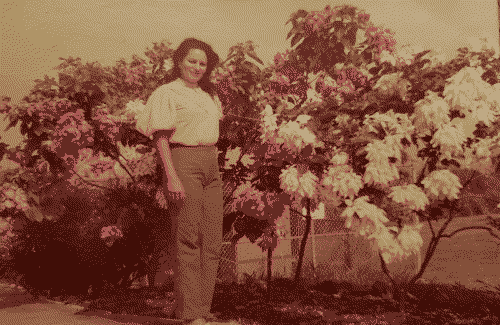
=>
[165,176,186,207]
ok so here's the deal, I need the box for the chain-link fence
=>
[216,204,389,287]
[92,177,397,288]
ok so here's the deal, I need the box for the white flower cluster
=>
[301,201,326,220]
[375,223,423,264]
[342,196,389,237]
[306,88,323,104]
[444,67,499,118]
[412,66,500,161]
[125,98,147,119]
[412,91,451,135]
[322,151,363,200]
[223,147,256,169]
[364,136,404,186]
[364,110,415,138]
[430,124,467,160]
[0,183,28,212]
[453,136,497,175]
[379,50,397,66]
[279,165,318,200]
[260,105,323,153]
[259,105,279,143]
[387,184,429,211]
[372,71,411,100]
[276,119,323,153]
[421,169,462,201]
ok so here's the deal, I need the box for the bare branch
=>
[441,226,500,245]
[437,211,454,237]
[410,238,439,283]
[427,219,435,239]
[378,252,396,287]
[415,157,429,186]
[117,153,136,183]
[73,170,109,191]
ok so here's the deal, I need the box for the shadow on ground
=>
[2,277,500,324]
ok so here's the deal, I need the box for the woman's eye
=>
[190,60,206,66]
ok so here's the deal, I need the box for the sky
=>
[1,0,499,155]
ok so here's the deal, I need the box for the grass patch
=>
[1,265,500,324]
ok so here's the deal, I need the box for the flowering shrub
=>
[1,3,500,304]
[100,224,124,247]
[0,216,16,260]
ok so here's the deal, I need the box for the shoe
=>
[204,312,220,321]
[182,318,206,325]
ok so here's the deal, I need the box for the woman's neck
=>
[179,77,200,90]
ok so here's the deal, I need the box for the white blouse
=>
[136,78,223,146]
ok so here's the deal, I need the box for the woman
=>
[136,38,223,325]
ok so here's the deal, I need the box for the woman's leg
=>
[169,148,205,320]
[199,169,223,318]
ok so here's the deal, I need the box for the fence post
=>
[312,218,316,270]
[345,230,352,270]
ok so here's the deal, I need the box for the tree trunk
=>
[266,246,272,303]
[294,198,311,286]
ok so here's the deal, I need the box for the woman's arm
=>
[154,130,180,182]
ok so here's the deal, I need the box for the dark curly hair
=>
[163,38,220,98]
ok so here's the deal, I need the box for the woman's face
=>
[179,48,208,86]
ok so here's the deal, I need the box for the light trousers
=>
[153,144,223,320]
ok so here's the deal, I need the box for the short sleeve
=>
[136,86,176,138]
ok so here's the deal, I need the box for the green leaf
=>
[413,50,432,62]
[330,21,344,33]
[237,86,245,94]
[310,154,327,165]
[287,25,301,40]
[344,25,358,47]
[33,125,50,137]
[300,144,313,158]
[24,204,44,222]
[291,33,303,48]
[295,9,309,20]
[246,52,264,65]
[27,191,40,205]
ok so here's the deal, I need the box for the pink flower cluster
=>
[316,67,372,103]
[49,109,94,168]
[366,26,398,55]
[210,65,235,85]
[93,107,122,142]
[120,62,146,86]
[211,65,237,96]
[25,98,73,121]
[303,7,337,36]
[133,90,146,101]
[274,49,291,68]
[357,13,370,24]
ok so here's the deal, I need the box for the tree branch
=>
[427,219,435,239]
[437,213,454,237]
[415,157,429,186]
[410,238,439,283]
[73,170,109,191]
[116,153,135,183]
[441,226,500,244]
[378,252,396,287]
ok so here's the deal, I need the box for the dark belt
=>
[169,142,214,149]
